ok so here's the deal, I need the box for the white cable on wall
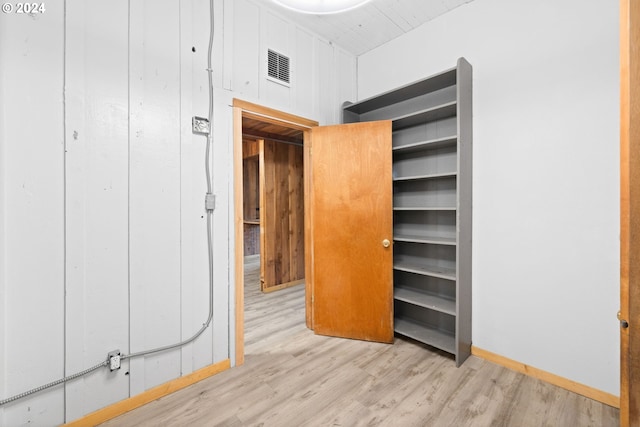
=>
[0,0,216,407]
[122,0,216,360]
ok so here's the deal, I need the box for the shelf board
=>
[394,317,455,354]
[394,172,457,182]
[394,287,456,315]
[393,102,457,131]
[393,260,456,281]
[393,207,457,212]
[343,67,457,115]
[393,233,456,246]
[393,135,457,153]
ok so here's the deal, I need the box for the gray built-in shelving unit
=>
[343,58,472,367]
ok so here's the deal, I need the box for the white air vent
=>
[267,49,290,85]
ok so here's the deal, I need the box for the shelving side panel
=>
[455,58,473,367]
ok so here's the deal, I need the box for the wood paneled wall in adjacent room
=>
[243,224,260,256]
[243,139,260,256]
[243,153,260,220]
[261,140,304,292]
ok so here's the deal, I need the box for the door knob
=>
[382,239,391,248]
[618,311,629,329]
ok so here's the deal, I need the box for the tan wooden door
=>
[620,0,639,424]
[308,121,394,343]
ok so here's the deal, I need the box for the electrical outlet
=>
[108,350,121,371]
[192,116,210,135]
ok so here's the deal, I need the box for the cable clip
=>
[205,193,216,211]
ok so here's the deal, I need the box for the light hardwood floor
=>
[101,255,619,426]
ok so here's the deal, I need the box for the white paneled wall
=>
[358,0,619,396]
[0,3,66,426]
[294,27,316,118]
[0,12,5,424]
[232,0,261,100]
[318,39,337,124]
[227,0,355,124]
[128,0,184,397]
[64,0,131,420]
[0,0,354,424]
[263,11,292,107]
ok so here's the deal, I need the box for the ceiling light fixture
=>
[272,0,372,14]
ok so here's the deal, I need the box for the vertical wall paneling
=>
[129,0,183,395]
[336,49,357,120]
[0,9,6,427]
[185,0,222,371]
[317,40,334,124]
[127,0,145,396]
[0,1,66,425]
[244,225,260,255]
[264,11,292,109]
[179,0,197,376]
[64,0,131,419]
[211,0,226,91]
[191,0,234,368]
[229,1,356,123]
[294,28,315,118]
[265,9,289,53]
[288,144,305,281]
[211,88,234,365]
[232,0,260,99]
[222,0,234,90]
[0,0,356,422]
[243,140,260,257]
[260,141,305,291]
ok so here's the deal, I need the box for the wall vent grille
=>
[267,49,290,84]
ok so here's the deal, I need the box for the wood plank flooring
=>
[101,255,619,426]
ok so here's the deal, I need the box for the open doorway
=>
[242,132,305,293]
[232,99,318,366]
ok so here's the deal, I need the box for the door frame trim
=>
[620,0,639,424]
[232,99,317,366]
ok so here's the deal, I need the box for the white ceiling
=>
[256,0,474,56]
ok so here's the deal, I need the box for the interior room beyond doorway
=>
[234,99,318,366]
[242,127,304,293]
